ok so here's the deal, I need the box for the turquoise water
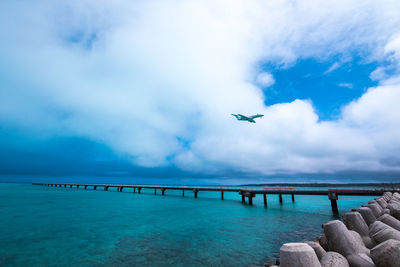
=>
[0,183,375,266]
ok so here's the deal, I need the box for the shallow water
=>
[0,183,376,266]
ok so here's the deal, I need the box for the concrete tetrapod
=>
[305,241,326,260]
[349,231,371,256]
[279,243,321,267]
[382,192,392,201]
[369,221,393,237]
[383,208,390,215]
[377,214,400,231]
[358,207,376,226]
[389,205,400,220]
[343,212,374,248]
[371,227,400,244]
[317,234,329,251]
[320,252,349,267]
[346,253,376,267]
[323,220,369,257]
[370,239,400,267]
[366,204,383,218]
[375,198,387,209]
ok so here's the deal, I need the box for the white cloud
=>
[256,72,275,87]
[338,83,354,89]
[1,0,400,177]
[370,67,387,81]
[324,62,341,74]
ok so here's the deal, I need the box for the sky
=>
[1,0,400,184]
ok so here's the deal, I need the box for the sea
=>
[0,183,381,266]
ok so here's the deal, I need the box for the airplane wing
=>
[250,114,264,119]
[237,114,251,120]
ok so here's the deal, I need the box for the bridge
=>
[32,183,394,212]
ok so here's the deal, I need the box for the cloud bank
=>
[1,0,400,178]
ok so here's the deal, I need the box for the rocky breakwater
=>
[268,192,400,267]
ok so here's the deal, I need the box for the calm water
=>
[0,183,375,266]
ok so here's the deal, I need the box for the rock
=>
[320,252,349,267]
[279,243,321,267]
[343,212,374,248]
[317,234,329,251]
[305,241,326,260]
[372,227,400,244]
[323,220,369,257]
[366,204,383,218]
[377,214,400,231]
[346,253,375,267]
[358,207,376,226]
[370,239,400,267]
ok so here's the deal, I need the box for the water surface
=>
[0,183,375,266]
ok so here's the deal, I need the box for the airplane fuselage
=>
[232,114,263,123]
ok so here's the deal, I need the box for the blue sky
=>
[263,58,379,120]
[1,0,400,183]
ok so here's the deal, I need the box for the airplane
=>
[231,113,264,123]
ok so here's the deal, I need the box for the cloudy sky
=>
[1,0,400,183]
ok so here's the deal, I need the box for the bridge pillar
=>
[154,189,157,195]
[84,185,87,190]
[105,186,109,191]
[292,194,295,202]
[328,192,338,212]
[138,188,141,194]
[77,185,79,189]
[133,187,136,193]
[162,188,166,196]
[264,194,267,206]
[193,189,198,198]
[221,191,224,200]
[248,196,253,205]
[279,194,283,203]
[94,186,97,190]
[64,184,67,188]
[182,190,185,197]
[244,192,255,205]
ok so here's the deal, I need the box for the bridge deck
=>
[32,183,393,212]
